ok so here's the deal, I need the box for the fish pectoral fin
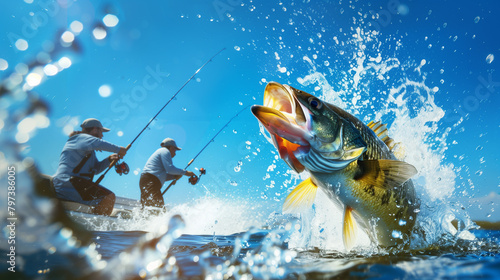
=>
[341,146,366,161]
[356,159,418,190]
[343,206,358,251]
[282,178,318,213]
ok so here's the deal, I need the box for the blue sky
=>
[1,0,499,221]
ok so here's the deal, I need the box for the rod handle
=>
[96,143,132,184]
[106,143,131,169]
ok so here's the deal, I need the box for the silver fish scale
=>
[326,102,420,244]
[326,103,394,161]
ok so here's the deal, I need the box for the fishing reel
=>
[188,168,206,185]
[115,160,130,176]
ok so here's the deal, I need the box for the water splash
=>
[262,20,476,251]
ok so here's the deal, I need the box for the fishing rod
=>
[94,48,226,184]
[162,104,251,195]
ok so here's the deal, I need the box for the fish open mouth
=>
[251,82,312,173]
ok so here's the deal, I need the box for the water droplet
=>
[486,54,494,64]
[413,209,421,213]
[0,58,8,71]
[26,73,42,87]
[182,107,187,111]
[234,46,241,51]
[391,230,402,239]
[70,21,83,34]
[103,14,119,27]
[98,84,112,98]
[229,180,238,186]
[18,117,36,133]
[399,220,407,226]
[476,145,483,151]
[398,4,410,15]
[324,61,330,66]
[233,130,237,134]
[61,31,75,44]
[93,27,107,40]
[475,170,483,176]
[15,39,29,51]
[43,64,58,76]
[474,16,481,23]
[234,161,242,172]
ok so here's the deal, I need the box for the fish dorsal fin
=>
[367,121,405,159]
[283,178,318,213]
[343,206,358,251]
[355,159,417,190]
[367,121,389,142]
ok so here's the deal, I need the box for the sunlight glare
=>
[58,57,72,69]
[99,84,112,97]
[26,73,42,87]
[0,58,8,71]
[15,39,28,51]
[93,27,107,40]
[70,21,84,34]
[61,31,75,43]
[103,14,119,27]
[44,64,59,76]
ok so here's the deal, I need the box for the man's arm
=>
[161,151,187,176]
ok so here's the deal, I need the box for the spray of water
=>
[256,26,477,252]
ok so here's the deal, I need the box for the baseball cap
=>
[80,118,110,132]
[161,138,181,150]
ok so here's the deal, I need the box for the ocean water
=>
[1,0,500,279]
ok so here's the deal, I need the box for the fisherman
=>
[52,118,127,216]
[140,138,196,208]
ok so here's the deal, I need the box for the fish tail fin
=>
[283,178,318,213]
[343,205,358,250]
[355,159,417,190]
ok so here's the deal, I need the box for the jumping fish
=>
[252,82,419,249]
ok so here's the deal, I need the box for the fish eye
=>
[308,97,322,109]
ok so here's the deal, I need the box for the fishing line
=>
[94,48,226,184]
[162,104,251,195]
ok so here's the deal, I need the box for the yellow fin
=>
[390,142,406,160]
[355,159,417,190]
[367,120,407,157]
[282,178,318,213]
[343,206,358,250]
[367,121,389,141]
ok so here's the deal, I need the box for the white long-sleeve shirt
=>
[53,133,122,189]
[142,148,186,185]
